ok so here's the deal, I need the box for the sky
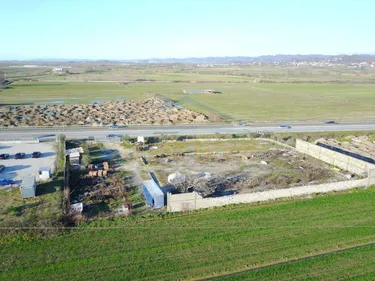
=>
[1,0,374,60]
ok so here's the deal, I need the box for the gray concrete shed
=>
[21,175,36,198]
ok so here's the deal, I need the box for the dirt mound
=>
[0,98,209,127]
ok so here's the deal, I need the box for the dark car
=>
[15,152,26,159]
[279,124,292,129]
[0,165,5,173]
[325,120,336,124]
[106,134,122,138]
[0,179,14,186]
[0,153,10,159]
[32,151,42,158]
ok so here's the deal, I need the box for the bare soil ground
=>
[315,135,375,161]
[118,140,349,197]
[67,139,352,217]
[145,148,348,196]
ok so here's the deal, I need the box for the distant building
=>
[52,67,63,72]
[21,175,36,198]
[141,180,164,208]
[183,89,220,94]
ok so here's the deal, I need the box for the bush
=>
[56,134,66,172]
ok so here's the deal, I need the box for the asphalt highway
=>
[0,123,375,141]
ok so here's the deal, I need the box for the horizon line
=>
[1,53,375,62]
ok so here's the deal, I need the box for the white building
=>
[70,202,83,214]
[137,136,145,143]
[38,167,51,181]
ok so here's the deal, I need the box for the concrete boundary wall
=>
[167,175,375,212]
[295,139,375,176]
[167,140,375,212]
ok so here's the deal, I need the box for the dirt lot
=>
[66,141,137,218]
[66,138,357,219]
[0,142,56,185]
[315,135,375,162]
[116,139,350,198]
[145,149,349,196]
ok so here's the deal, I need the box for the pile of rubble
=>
[0,98,209,127]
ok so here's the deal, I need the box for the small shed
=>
[142,180,164,208]
[137,136,145,144]
[70,202,83,214]
[69,151,80,165]
[38,167,51,181]
[21,175,36,198]
[66,147,83,166]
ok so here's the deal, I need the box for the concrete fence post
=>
[368,169,375,186]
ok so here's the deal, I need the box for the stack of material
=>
[89,171,98,177]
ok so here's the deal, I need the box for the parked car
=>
[0,165,5,173]
[15,152,26,159]
[325,120,336,124]
[32,151,42,158]
[0,179,14,186]
[279,124,292,129]
[108,125,119,129]
[0,153,10,159]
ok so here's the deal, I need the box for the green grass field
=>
[1,187,375,280]
[2,81,375,122]
[212,243,375,281]
[0,177,63,228]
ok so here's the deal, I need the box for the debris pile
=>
[0,97,209,127]
[87,161,112,177]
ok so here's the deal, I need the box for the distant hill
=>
[2,54,375,64]
[136,54,375,64]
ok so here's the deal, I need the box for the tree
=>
[0,72,4,89]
